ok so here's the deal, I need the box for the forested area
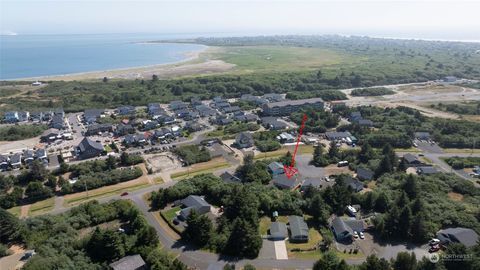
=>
[0,154,144,208]
[0,200,186,270]
[334,105,480,149]
[0,124,47,141]
[350,87,395,96]
[443,156,480,169]
[173,145,211,165]
[291,108,339,133]
[430,101,480,115]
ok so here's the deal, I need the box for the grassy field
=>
[7,205,21,217]
[254,145,314,160]
[29,197,55,216]
[64,178,150,207]
[208,46,354,73]
[170,159,230,180]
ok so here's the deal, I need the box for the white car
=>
[353,231,359,238]
[429,238,441,246]
[359,232,365,239]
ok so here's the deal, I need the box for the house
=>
[235,132,254,149]
[40,128,62,142]
[215,116,233,126]
[262,97,324,116]
[403,153,422,166]
[54,108,65,118]
[268,162,285,176]
[195,105,217,117]
[261,117,287,130]
[273,174,301,190]
[243,114,258,122]
[331,217,353,241]
[417,166,439,175]
[157,115,176,125]
[190,97,202,106]
[35,149,47,161]
[222,106,241,114]
[29,112,43,122]
[443,76,458,83]
[220,171,241,183]
[77,137,104,159]
[147,103,165,117]
[415,132,431,141]
[18,111,30,122]
[263,93,284,102]
[117,105,136,116]
[124,134,147,146]
[178,195,211,220]
[9,153,22,169]
[350,112,362,122]
[116,124,135,136]
[0,155,9,171]
[143,120,159,131]
[23,149,35,165]
[436,227,479,248]
[325,131,352,141]
[4,111,19,123]
[185,121,202,132]
[344,176,364,192]
[356,167,374,181]
[170,100,188,111]
[277,132,296,143]
[50,114,65,129]
[154,128,173,140]
[288,215,309,242]
[269,222,288,240]
[301,178,322,190]
[86,124,113,136]
[83,109,104,124]
[109,254,146,270]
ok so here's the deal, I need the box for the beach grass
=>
[29,198,55,216]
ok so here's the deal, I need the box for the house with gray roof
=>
[268,161,285,175]
[0,155,9,171]
[436,227,479,248]
[262,97,324,116]
[77,138,104,159]
[273,174,301,190]
[84,109,104,124]
[344,176,364,192]
[50,114,65,129]
[261,117,287,130]
[269,222,288,240]
[356,167,374,181]
[288,215,309,242]
[178,195,211,220]
[9,153,22,169]
[109,254,146,270]
[325,131,352,141]
[403,153,423,166]
[234,132,254,149]
[415,132,431,140]
[117,105,136,116]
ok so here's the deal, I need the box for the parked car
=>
[359,232,365,239]
[429,245,441,253]
[353,231,359,239]
[429,238,440,246]
[120,192,129,196]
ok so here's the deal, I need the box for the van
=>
[337,161,349,167]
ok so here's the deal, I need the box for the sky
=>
[1,0,480,40]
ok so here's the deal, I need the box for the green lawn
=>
[160,206,184,233]
[209,46,353,72]
[29,197,55,216]
[170,161,230,180]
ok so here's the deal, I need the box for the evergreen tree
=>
[182,210,213,247]
[225,218,262,258]
[359,142,375,164]
[392,252,417,270]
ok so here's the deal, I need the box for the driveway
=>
[273,240,288,260]
[295,154,325,178]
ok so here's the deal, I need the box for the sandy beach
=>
[17,46,235,81]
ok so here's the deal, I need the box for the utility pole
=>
[84,179,89,198]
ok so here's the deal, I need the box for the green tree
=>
[313,251,349,270]
[404,175,418,200]
[87,228,125,262]
[0,208,23,243]
[225,218,262,258]
[359,142,375,164]
[312,144,329,167]
[358,254,391,270]
[328,141,339,161]
[182,210,213,247]
[392,252,417,270]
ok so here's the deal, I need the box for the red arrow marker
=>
[284,113,308,179]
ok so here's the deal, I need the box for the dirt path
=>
[20,205,30,218]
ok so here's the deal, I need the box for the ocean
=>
[0,33,207,80]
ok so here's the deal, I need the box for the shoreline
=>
[4,45,229,81]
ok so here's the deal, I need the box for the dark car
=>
[120,192,129,196]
